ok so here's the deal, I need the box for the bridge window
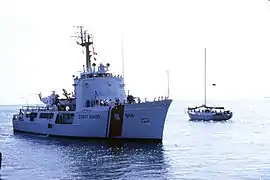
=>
[39,113,54,119]
[83,73,113,78]
[25,112,38,118]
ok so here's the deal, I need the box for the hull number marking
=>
[141,118,150,124]
[125,113,135,118]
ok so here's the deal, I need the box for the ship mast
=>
[121,36,125,80]
[72,26,94,72]
[204,48,207,106]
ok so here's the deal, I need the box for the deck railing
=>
[21,105,58,112]
[20,96,171,112]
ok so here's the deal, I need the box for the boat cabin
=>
[188,105,231,114]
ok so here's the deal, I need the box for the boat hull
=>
[187,112,233,121]
[12,99,172,142]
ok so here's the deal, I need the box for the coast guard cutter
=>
[12,26,172,142]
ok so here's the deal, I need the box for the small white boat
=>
[187,105,233,121]
[187,48,233,121]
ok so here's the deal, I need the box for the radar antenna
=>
[71,26,95,72]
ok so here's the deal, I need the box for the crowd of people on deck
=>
[83,95,170,108]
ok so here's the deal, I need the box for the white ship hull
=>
[13,99,172,142]
[187,111,233,121]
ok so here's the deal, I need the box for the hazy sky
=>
[1,0,270,105]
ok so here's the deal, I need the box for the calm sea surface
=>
[0,99,270,180]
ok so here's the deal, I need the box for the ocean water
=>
[0,99,270,180]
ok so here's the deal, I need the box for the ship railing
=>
[145,96,170,103]
[187,108,228,114]
[79,73,123,79]
[81,96,170,109]
[21,105,58,112]
[84,99,116,108]
[124,96,170,104]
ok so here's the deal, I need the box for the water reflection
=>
[9,134,171,180]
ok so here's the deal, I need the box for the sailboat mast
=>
[204,48,207,106]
